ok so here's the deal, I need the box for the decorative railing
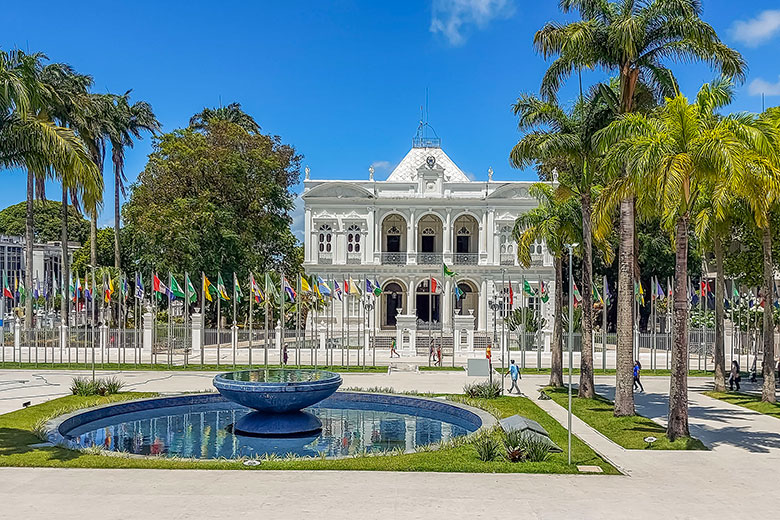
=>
[418,252,443,265]
[318,252,333,264]
[416,319,443,331]
[500,253,515,266]
[454,253,478,265]
[346,252,362,264]
[381,252,407,265]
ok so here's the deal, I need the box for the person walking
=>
[390,338,399,358]
[436,344,442,366]
[429,338,435,363]
[633,360,644,392]
[283,345,288,366]
[729,360,741,391]
[505,359,521,394]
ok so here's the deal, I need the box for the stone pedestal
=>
[453,312,476,353]
[191,313,203,361]
[395,314,417,357]
[100,324,108,363]
[142,312,153,354]
[13,318,20,353]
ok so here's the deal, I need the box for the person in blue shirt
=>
[633,360,644,392]
[506,359,521,394]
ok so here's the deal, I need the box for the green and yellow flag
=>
[217,273,230,301]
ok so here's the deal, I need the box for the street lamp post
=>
[566,243,578,465]
[489,295,500,387]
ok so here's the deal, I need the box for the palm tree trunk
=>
[614,198,635,416]
[713,233,726,392]
[24,170,34,328]
[60,186,69,326]
[761,225,776,403]
[113,153,121,269]
[579,192,595,398]
[550,255,564,387]
[668,215,690,440]
[90,213,97,267]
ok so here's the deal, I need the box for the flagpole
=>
[521,277,526,370]
[91,265,96,381]
[342,276,346,367]
[264,273,269,369]
[346,274,350,368]
[295,275,301,368]
[279,270,285,367]
[428,274,432,368]
[248,273,253,369]
[602,275,607,371]
[501,269,506,395]
[217,273,221,368]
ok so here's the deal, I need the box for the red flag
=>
[430,277,438,293]
[508,281,514,306]
[343,279,349,294]
[153,272,161,293]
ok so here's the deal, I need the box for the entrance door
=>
[456,235,470,253]
[415,295,440,323]
[421,236,435,253]
[385,292,402,326]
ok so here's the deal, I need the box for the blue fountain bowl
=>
[213,369,342,413]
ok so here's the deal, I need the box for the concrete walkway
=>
[0,369,778,519]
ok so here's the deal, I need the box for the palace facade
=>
[301,133,555,353]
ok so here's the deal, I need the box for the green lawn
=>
[0,392,618,474]
[503,368,713,377]
[703,391,780,420]
[543,387,707,450]
[0,362,387,373]
[418,366,465,371]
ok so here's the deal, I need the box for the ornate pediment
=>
[304,182,374,199]
[487,184,531,200]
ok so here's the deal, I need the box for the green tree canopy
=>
[0,200,89,244]
[122,118,302,281]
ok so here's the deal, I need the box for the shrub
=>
[71,377,101,396]
[500,429,553,463]
[521,434,552,462]
[101,376,125,395]
[464,380,501,399]
[473,435,502,462]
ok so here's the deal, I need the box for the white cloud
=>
[748,76,780,97]
[430,0,515,46]
[289,196,305,241]
[731,10,780,48]
[370,160,392,171]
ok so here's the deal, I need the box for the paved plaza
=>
[0,368,777,519]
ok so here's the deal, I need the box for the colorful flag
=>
[372,279,382,296]
[348,277,360,296]
[170,274,185,299]
[104,275,112,303]
[300,275,312,293]
[656,279,665,300]
[265,273,278,302]
[430,277,438,294]
[604,278,611,307]
[203,274,214,303]
[366,279,373,295]
[593,284,604,305]
[153,272,168,300]
[454,284,465,301]
[317,276,332,298]
[523,279,535,297]
[250,273,263,303]
[732,284,740,303]
[186,274,197,303]
[635,281,645,305]
[2,271,12,298]
[283,276,296,300]
[540,280,549,303]
[216,273,230,301]
[74,274,81,302]
[508,279,514,306]
[233,273,242,303]
[121,276,129,301]
[443,263,456,277]
[135,273,144,300]
[334,279,343,301]
[573,281,582,305]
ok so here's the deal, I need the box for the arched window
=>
[532,240,544,255]
[347,224,361,253]
[499,225,514,255]
[318,224,332,253]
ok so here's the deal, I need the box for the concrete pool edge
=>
[45,391,497,461]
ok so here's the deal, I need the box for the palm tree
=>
[40,63,97,326]
[597,82,756,439]
[510,92,614,398]
[535,0,745,416]
[513,183,579,387]
[106,92,160,268]
[189,102,259,134]
[0,51,101,327]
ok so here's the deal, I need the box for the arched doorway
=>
[381,214,407,265]
[416,278,441,325]
[454,280,478,323]
[417,214,443,264]
[453,214,479,265]
[382,281,406,329]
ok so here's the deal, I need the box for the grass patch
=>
[0,392,617,474]
[543,387,707,450]
[418,366,465,371]
[703,391,780,420]
[0,362,387,373]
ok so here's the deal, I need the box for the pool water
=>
[64,400,473,459]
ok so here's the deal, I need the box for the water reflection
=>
[68,403,470,459]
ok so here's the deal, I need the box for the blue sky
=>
[3,0,780,239]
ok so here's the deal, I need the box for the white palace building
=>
[302,131,555,355]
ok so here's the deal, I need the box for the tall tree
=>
[105,92,160,268]
[510,91,614,398]
[189,102,260,134]
[535,0,745,416]
[513,184,580,387]
[0,51,101,327]
[597,82,757,439]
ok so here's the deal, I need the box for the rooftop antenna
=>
[413,88,440,149]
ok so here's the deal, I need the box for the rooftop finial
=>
[305,166,310,180]
[488,167,493,181]
[368,165,375,181]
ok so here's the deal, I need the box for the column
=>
[368,208,376,265]
[487,209,496,264]
[100,324,108,364]
[479,279,488,331]
[443,278,452,328]
[443,209,452,258]
[304,207,312,263]
[408,277,417,316]
[142,312,153,354]
[191,312,203,357]
[407,209,416,264]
